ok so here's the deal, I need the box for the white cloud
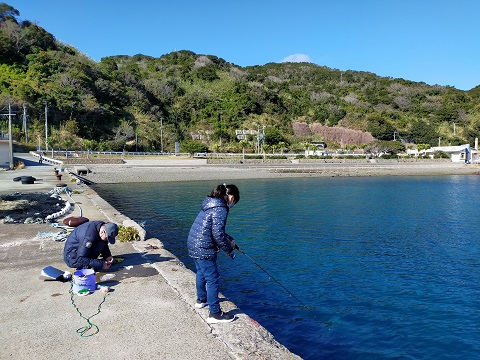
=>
[281,54,311,63]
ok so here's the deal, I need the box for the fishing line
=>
[234,245,316,315]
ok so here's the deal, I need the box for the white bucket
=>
[72,269,96,295]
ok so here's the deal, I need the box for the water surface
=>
[94,176,480,359]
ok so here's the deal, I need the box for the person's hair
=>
[226,184,240,204]
[209,184,240,204]
[209,184,227,199]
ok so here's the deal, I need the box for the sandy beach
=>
[82,159,480,184]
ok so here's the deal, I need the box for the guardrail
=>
[37,150,173,156]
[29,151,64,166]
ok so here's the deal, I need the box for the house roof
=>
[426,144,470,153]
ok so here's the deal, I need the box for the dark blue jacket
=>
[63,221,112,271]
[187,197,234,260]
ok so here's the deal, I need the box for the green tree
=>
[408,120,437,145]
[83,139,96,151]
[239,139,249,159]
[278,141,287,154]
[0,3,20,22]
[366,140,405,155]
[0,11,56,64]
[181,140,208,156]
[196,65,219,82]
[264,126,283,145]
[64,119,79,135]
[366,114,395,140]
[416,143,430,151]
[434,151,450,159]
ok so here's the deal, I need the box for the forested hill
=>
[1,2,480,153]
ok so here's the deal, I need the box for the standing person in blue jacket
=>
[64,221,119,272]
[187,184,240,324]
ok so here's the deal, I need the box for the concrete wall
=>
[0,140,11,168]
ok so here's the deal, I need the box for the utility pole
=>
[45,102,48,151]
[453,122,456,136]
[7,104,14,169]
[22,104,28,142]
[262,125,266,159]
[160,117,164,153]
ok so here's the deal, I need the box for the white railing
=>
[29,151,63,166]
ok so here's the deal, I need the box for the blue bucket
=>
[72,269,96,295]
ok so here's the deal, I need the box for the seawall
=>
[0,153,301,360]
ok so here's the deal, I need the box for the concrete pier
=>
[0,153,301,360]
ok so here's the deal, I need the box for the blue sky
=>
[7,0,480,90]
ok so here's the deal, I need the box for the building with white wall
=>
[425,144,473,163]
[0,139,11,168]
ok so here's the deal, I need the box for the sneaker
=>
[195,299,208,309]
[207,311,235,324]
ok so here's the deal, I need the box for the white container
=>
[72,269,96,295]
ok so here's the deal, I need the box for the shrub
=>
[117,225,140,242]
[269,155,288,159]
[433,151,450,159]
[300,155,333,159]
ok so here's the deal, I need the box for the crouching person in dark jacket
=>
[64,221,119,272]
[187,184,240,324]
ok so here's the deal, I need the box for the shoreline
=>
[82,160,480,184]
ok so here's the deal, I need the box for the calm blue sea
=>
[93,176,480,360]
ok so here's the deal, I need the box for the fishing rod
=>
[233,244,316,315]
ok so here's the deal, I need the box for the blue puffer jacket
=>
[63,221,112,271]
[187,196,234,260]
